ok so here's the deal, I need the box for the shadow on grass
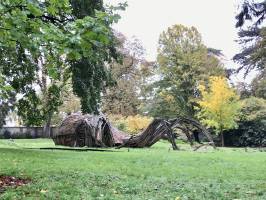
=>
[24,147,120,152]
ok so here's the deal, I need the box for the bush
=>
[107,114,128,133]
[224,97,266,147]
[224,121,266,147]
[107,114,153,135]
[125,115,153,134]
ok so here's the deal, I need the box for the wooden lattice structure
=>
[53,113,215,150]
[53,113,129,147]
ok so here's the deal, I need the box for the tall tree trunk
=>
[221,132,224,147]
[43,112,53,138]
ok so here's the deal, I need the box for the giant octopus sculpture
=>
[53,113,215,150]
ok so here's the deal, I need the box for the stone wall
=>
[0,127,59,139]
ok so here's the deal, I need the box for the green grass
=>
[0,139,266,200]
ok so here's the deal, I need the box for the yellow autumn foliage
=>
[197,76,241,134]
[107,114,153,135]
[125,115,153,134]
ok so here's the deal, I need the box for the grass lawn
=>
[0,139,266,200]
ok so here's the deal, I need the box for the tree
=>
[197,76,241,147]
[241,97,266,132]
[235,81,252,99]
[234,0,266,74]
[0,82,16,128]
[148,24,225,118]
[70,1,126,114]
[0,1,123,133]
[102,33,153,116]
[250,69,266,99]
[236,0,266,28]
[51,83,81,126]
[0,60,17,127]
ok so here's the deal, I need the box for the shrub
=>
[125,115,153,134]
[107,114,153,135]
[224,97,266,147]
[107,114,128,133]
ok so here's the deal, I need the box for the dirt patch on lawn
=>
[0,175,30,193]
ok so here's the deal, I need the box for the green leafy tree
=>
[51,83,81,126]
[0,0,123,133]
[235,82,252,99]
[70,1,126,114]
[148,24,225,118]
[251,70,266,99]
[0,81,16,128]
[197,76,241,147]
[241,97,266,125]
[234,71,265,100]
[0,50,16,127]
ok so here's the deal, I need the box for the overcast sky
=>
[104,0,253,83]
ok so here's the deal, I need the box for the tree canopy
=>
[0,0,124,127]
[234,0,266,74]
[197,76,241,146]
[250,69,266,99]
[101,33,153,116]
[145,24,225,118]
[70,0,125,114]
